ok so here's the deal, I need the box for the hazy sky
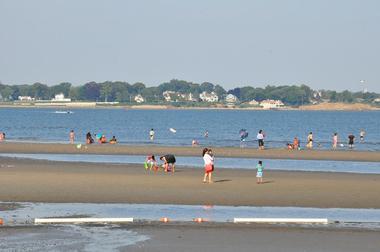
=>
[1,0,379,92]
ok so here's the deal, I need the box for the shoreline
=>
[1,142,379,162]
[1,103,379,111]
[0,157,380,208]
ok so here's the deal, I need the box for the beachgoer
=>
[332,133,338,149]
[256,160,264,184]
[348,134,355,149]
[192,139,199,146]
[69,130,75,144]
[204,130,209,138]
[307,132,313,149]
[160,154,176,173]
[109,136,117,144]
[293,137,299,150]
[149,129,155,141]
[86,132,94,144]
[0,132,4,141]
[99,135,107,144]
[239,129,248,142]
[287,143,293,150]
[202,148,214,183]
[257,130,265,150]
[144,155,158,171]
[360,130,366,142]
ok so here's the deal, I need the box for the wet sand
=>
[1,224,379,252]
[0,157,380,208]
[1,142,380,162]
[127,224,380,252]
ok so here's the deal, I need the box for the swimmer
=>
[192,139,199,146]
[109,136,117,144]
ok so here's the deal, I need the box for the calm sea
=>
[0,108,379,151]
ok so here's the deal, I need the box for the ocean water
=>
[0,108,380,150]
[1,153,379,174]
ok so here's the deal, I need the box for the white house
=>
[248,99,259,106]
[18,96,34,101]
[199,91,219,102]
[162,91,176,102]
[52,93,71,102]
[260,99,285,109]
[373,98,380,103]
[134,94,145,103]
[225,94,238,104]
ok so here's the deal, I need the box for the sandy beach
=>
[1,142,380,162]
[127,224,380,252]
[0,157,379,208]
[1,224,379,252]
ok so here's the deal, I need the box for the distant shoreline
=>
[0,102,379,111]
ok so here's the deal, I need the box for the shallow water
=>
[1,108,380,150]
[1,153,379,174]
[2,202,380,230]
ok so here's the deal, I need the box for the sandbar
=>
[0,157,379,208]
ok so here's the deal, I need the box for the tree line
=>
[0,79,379,106]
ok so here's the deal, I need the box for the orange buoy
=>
[0,218,3,225]
[160,217,169,223]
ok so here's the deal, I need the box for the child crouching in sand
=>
[256,160,264,184]
[144,155,158,171]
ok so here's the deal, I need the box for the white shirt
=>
[257,133,264,140]
[203,153,214,165]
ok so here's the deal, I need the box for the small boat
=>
[54,111,74,114]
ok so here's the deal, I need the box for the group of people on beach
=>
[283,130,366,150]
[144,147,265,185]
[83,131,117,145]
[144,154,176,173]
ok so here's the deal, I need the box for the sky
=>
[0,0,379,92]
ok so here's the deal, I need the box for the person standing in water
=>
[204,130,209,138]
[360,129,366,142]
[332,133,338,149]
[202,148,214,183]
[69,130,75,144]
[307,132,313,149]
[348,134,355,149]
[257,130,265,150]
[149,128,155,141]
